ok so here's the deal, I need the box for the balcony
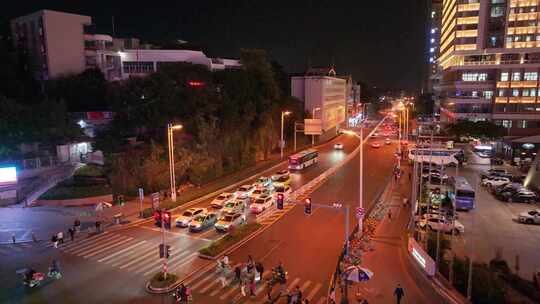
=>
[497,81,537,88]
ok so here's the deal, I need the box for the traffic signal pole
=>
[161,211,167,279]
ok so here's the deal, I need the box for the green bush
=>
[74,165,104,177]
[450,257,506,304]
[150,271,178,289]
[199,222,261,257]
[40,183,112,200]
[141,208,154,218]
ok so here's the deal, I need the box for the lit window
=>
[502,120,512,128]
[429,57,434,63]
[531,89,536,96]
[518,120,527,128]
[524,72,538,81]
[512,72,521,81]
[431,11,436,18]
[430,38,435,43]
[523,89,530,96]
[500,72,508,81]
[430,47,435,53]
[512,89,519,97]
[472,91,478,97]
[431,28,436,34]
[498,89,505,97]
[478,73,487,81]
[483,91,493,99]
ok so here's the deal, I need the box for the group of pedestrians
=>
[216,254,265,298]
[50,218,83,248]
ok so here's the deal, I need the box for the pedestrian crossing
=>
[52,232,197,277]
[181,263,327,304]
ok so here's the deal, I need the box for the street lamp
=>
[312,107,321,146]
[167,123,183,202]
[342,124,364,238]
[281,111,291,159]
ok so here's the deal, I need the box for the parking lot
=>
[449,158,540,280]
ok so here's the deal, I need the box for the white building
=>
[291,67,347,137]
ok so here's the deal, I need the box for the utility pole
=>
[312,107,321,146]
[280,111,291,159]
[466,177,478,300]
[358,122,364,237]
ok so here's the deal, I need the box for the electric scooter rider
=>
[48,259,61,278]
[175,283,188,302]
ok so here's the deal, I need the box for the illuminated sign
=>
[0,167,17,186]
[408,237,436,276]
[412,248,426,268]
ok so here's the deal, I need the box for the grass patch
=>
[199,222,261,257]
[150,272,178,289]
[74,165,105,177]
[40,182,112,200]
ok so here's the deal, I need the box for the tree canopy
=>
[445,121,505,140]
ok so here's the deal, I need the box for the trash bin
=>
[113,213,124,225]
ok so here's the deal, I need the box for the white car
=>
[253,176,272,188]
[214,212,245,232]
[250,187,272,201]
[175,207,207,227]
[236,184,255,198]
[273,185,292,199]
[250,194,274,214]
[481,176,510,188]
[222,198,247,214]
[210,192,235,209]
[334,143,344,150]
[419,216,465,234]
[518,210,540,225]
[271,170,290,181]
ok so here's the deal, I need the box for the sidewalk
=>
[339,166,444,304]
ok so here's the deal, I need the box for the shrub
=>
[199,222,261,257]
[74,165,105,177]
[150,271,178,289]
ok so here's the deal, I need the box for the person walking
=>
[247,255,254,272]
[95,221,101,233]
[57,231,64,244]
[51,234,58,248]
[68,228,74,241]
[240,276,247,297]
[74,219,81,233]
[249,277,256,297]
[394,284,405,304]
[388,209,392,221]
[255,262,264,282]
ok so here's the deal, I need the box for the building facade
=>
[438,0,540,136]
[11,10,241,82]
[291,67,347,137]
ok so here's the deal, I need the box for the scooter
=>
[17,267,62,288]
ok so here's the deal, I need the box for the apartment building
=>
[11,10,241,82]
[428,0,443,96]
[438,0,540,136]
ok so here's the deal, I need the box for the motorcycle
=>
[171,288,192,303]
[17,267,62,288]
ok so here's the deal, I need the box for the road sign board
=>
[304,119,323,135]
[151,192,160,209]
[356,207,365,218]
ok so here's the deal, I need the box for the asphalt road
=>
[0,125,378,304]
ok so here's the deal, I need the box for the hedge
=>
[199,222,261,257]
[150,271,178,289]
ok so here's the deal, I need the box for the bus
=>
[408,148,464,166]
[288,149,319,170]
[448,176,475,210]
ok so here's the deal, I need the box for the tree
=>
[446,121,505,140]
[46,68,108,111]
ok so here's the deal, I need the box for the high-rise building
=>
[438,0,540,136]
[428,0,443,96]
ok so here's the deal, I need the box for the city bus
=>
[288,149,319,170]
[448,176,475,210]
[408,148,464,166]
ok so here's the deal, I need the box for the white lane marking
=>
[167,252,198,273]
[316,298,326,304]
[139,225,213,242]
[98,240,147,262]
[65,234,125,254]
[199,278,221,294]
[307,282,322,300]
[83,237,134,258]
[219,284,239,300]
[142,250,191,276]
[190,272,216,290]
[286,277,301,293]
[59,232,109,250]
[62,233,120,253]
[117,245,157,269]
[107,242,155,266]
[300,280,312,293]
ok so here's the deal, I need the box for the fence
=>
[0,156,59,171]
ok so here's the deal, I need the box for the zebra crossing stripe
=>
[219,284,240,300]
[97,240,147,262]
[286,277,301,292]
[190,271,216,290]
[117,245,157,269]
[142,250,190,276]
[62,233,119,253]
[167,252,197,273]
[59,232,109,250]
[72,235,130,256]
[65,234,125,254]
[316,298,326,304]
[300,280,312,293]
[306,282,323,300]
[83,237,134,258]
[199,278,221,294]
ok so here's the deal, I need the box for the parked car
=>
[210,192,235,209]
[236,184,255,198]
[175,208,207,227]
[334,143,344,150]
[250,187,272,201]
[385,138,391,145]
[481,169,510,180]
[253,176,272,188]
[222,198,247,214]
[502,191,538,204]
[493,183,522,196]
[481,176,510,188]
[518,210,540,225]
[273,185,292,199]
[419,216,465,234]
[423,172,448,184]
[188,212,218,232]
[250,194,274,214]
[271,170,290,181]
[214,212,245,232]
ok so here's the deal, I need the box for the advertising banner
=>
[0,167,17,186]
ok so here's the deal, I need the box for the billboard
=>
[0,167,17,186]
[304,119,323,135]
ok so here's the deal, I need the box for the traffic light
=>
[159,244,170,258]
[304,198,312,215]
[154,210,161,227]
[163,211,171,229]
[276,194,284,210]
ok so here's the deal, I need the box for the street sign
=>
[151,192,160,209]
[304,119,323,135]
[356,207,365,219]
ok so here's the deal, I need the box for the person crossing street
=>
[394,284,405,304]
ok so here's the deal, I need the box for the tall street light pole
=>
[312,107,321,146]
[358,122,364,235]
[167,123,183,202]
[280,111,291,159]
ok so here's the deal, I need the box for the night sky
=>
[3,1,429,91]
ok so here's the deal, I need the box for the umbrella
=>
[345,265,374,282]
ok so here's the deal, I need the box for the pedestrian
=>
[57,231,64,244]
[234,265,241,284]
[394,284,404,304]
[388,209,392,221]
[408,171,412,181]
[290,285,302,304]
[95,221,101,233]
[249,277,256,297]
[74,218,81,233]
[51,234,58,248]
[240,276,247,297]
[68,227,74,241]
[219,268,227,288]
[32,231,37,243]
[222,254,229,267]
[403,198,408,208]
[255,262,264,282]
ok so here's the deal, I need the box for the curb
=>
[145,280,179,294]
